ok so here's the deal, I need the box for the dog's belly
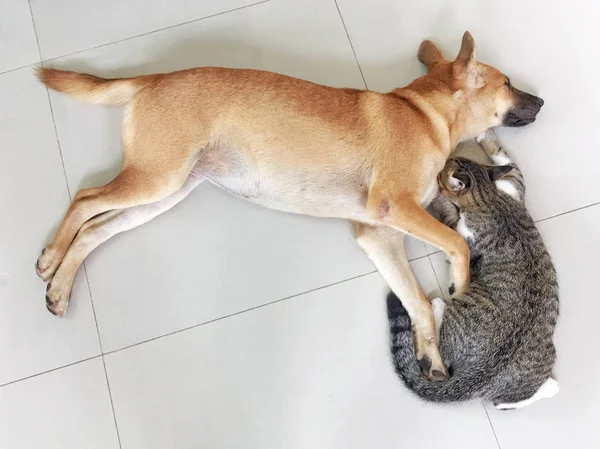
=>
[198,144,438,223]
[247,193,369,220]
[420,177,440,207]
[205,172,372,222]
[204,170,439,225]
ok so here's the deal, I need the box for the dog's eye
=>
[504,78,511,87]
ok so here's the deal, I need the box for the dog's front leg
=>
[355,223,448,381]
[368,191,470,297]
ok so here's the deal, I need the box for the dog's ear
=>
[453,31,484,88]
[417,40,445,71]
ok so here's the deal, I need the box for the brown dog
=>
[35,32,542,380]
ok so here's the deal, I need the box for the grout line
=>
[29,0,73,202]
[426,199,600,254]
[26,0,43,64]
[0,250,475,387]
[0,63,37,76]
[80,262,122,449]
[27,3,122,447]
[426,253,446,300]
[0,253,430,390]
[103,269,379,356]
[82,261,122,448]
[0,355,101,388]
[333,0,368,90]
[0,265,404,388]
[41,0,272,64]
[409,252,435,263]
[30,0,100,355]
[100,356,123,449]
[535,201,600,224]
[483,402,503,449]
[82,263,105,352]
[40,85,74,201]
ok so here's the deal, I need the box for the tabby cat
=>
[387,129,560,409]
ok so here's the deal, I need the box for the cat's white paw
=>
[495,377,560,410]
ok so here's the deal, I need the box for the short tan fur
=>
[35,32,543,381]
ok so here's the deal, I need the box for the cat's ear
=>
[448,175,466,191]
[487,165,514,181]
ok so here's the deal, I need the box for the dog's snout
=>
[526,93,544,111]
[534,96,545,108]
[502,88,544,127]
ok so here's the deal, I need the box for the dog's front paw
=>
[414,326,449,382]
[449,277,469,297]
[416,353,449,382]
[448,269,458,296]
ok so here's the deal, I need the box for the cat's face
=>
[437,157,513,209]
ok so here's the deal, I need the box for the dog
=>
[35,32,543,381]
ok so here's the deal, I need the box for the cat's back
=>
[471,203,559,403]
[442,202,559,403]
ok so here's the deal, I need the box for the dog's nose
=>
[535,96,545,108]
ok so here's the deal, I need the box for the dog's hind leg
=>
[35,161,193,283]
[44,170,204,317]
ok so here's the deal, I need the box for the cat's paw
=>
[476,129,503,158]
[475,128,499,145]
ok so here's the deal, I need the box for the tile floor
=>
[1,0,598,447]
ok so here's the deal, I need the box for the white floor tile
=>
[43,0,429,352]
[410,256,443,300]
[485,205,600,448]
[4,0,599,445]
[30,0,263,60]
[405,236,428,260]
[428,252,451,300]
[0,0,40,73]
[105,267,497,449]
[0,68,100,385]
[0,358,120,449]
[337,0,600,221]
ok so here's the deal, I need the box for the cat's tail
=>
[386,292,472,403]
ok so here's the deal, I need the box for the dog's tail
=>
[386,291,472,403]
[36,67,158,105]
